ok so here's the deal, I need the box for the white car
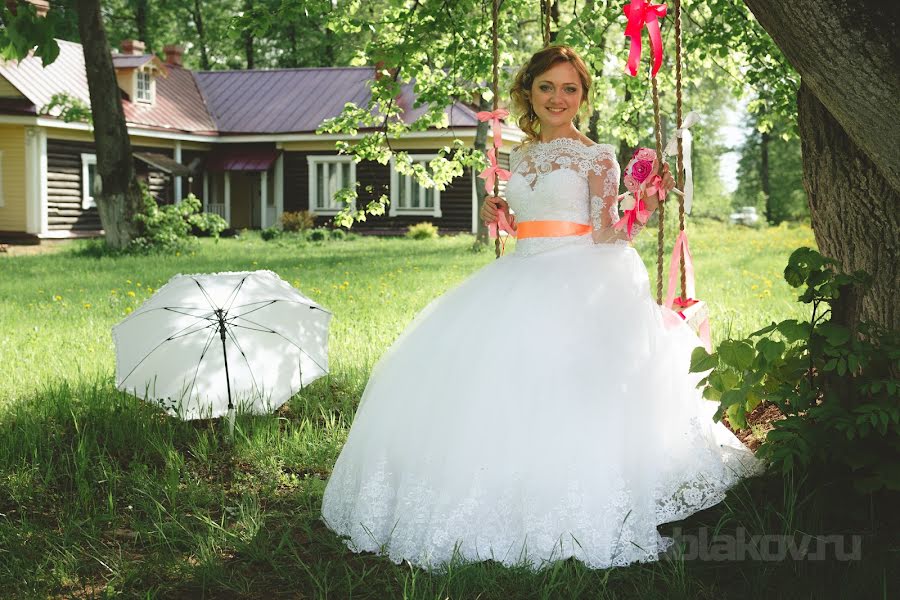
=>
[729,206,760,225]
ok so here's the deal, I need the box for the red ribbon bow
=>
[641,173,668,202]
[476,108,509,150]
[612,197,651,240]
[623,0,667,77]
[478,147,511,193]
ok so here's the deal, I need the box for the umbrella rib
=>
[164,307,218,321]
[227,300,278,319]
[168,321,218,341]
[222,275,249,314]
[228,316,328,374]
[192,278,220,312]
[186,323,222,404]
[228,299,333,316]
[223,326,264,401]
[119,321,217,386]
[121,306,215,320]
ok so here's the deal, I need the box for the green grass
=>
[0,222,891,598]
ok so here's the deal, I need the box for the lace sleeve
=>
[588,147,638,245]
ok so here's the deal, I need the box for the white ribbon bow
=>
[664,111,700,215]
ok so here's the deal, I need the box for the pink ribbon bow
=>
[641,173,668,202]
[478,147,511,194]
[612,197,651,240]
[476,108,509,149]
[664,230,711,351]
[623,0,667,77]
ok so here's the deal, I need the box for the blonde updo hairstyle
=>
[509,45,593,144]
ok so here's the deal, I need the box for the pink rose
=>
[633,148,657,162]
[630,159,654,184]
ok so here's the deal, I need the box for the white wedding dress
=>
[320,137,763,571]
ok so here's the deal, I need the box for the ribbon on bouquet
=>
[613,194,651,239]
[476,108,509,150]
[663,111,699,214]
[623,0,668,77]
[664,230,711,351]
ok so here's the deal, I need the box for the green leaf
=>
[689,347,718,373]
[718,340,755,371]
[777,320,809,343]
[756,338,785,362]
[818,322,850,346]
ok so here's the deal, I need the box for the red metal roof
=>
[0,40,515,139]
[0,39,217,134]
[193,68,484,134]
[206,147,280,171]
[111,54,158,69]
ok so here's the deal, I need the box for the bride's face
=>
[528,61,584,129]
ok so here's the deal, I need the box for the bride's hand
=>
[643,163,675,212]
[480,195,510,225]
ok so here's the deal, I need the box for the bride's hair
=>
[509,45,593,144]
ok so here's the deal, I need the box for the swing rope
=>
[674,0,687,303]
[491,0,502,258]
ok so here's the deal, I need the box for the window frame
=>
[135,69,153,103]
[306,155,357,216]
[81,153,97,210]
[388,153,443,218]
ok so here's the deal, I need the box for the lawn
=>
[1,221,887,598]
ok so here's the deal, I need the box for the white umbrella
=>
[113,270,331,426]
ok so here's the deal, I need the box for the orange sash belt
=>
[515,220,592,239]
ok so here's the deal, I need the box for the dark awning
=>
[134,152,193,177]
[206,148,280,172]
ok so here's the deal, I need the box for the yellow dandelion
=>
[124,306,134,314]
[126,279,132,284]
[751,284,759,290]
[126,291,136,298]
[136,282,141,287]
[53,295,62,301]
[176,251,181,256]
[343,281,349,286]
[83,303,92,309]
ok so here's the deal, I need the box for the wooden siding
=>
[0,76,25,98]
[0,125,26,231]
[283,149,506,234]
[46,138,174,231]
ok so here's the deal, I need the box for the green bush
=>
[260,226,282,241]
[308,228,329,242]
[691,247,900,494]
[130,189,226,254]
[329,228,347,241]
[406,222,439,240]
[280,210,316,232]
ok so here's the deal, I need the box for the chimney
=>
[120,39,146,56]
[5,0,49,16]
[164,44,183,67]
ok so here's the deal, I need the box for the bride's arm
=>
[588,150,643,244]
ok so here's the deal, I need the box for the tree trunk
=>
[760,130,772,223]
[191,0,210,70]
[797,81,899,331]
[243,0,254,69]
[473,94,491,247]
[743,0,899,193]
[744,0,899,331]
[76,0,143,249]
[133,0,150,52]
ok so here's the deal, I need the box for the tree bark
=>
[191,0,210,70]
[473,94,491,246]
[760,130,772,223]
[743,0,900,192]
[76,0,143,249]
[133,0,150,52]
[242,0,254,69]
[797,81,899,331]
[744,0,899,331]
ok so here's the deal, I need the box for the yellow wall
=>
[279,134,519,155]
[0,76,24,98]
[0,125,27,231]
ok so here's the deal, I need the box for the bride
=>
[320,45,763,571]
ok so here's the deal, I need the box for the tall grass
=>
[2,222,889,598]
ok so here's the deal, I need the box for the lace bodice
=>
[506,138,644,256]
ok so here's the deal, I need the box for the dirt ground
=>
[0,240,77,257]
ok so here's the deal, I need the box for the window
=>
[307,156,356,214]
[389,154,442,217]
[81,153,97,209]
[136,70,152,103]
